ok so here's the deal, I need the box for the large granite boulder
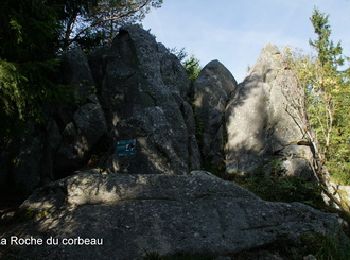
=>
[193,60,237,170]
[0,171,343,259]
[53,48,107,178]
[60,47,96,102]
[54,96,107,177]
[0,25,201,198]
[225,45,315,179]
[89,25,200,174]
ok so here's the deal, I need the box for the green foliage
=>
[309,9,344,67]
[0,0,72,143]
[243,232,350,260]
[233,174,325,208]
[286,9,350,186]
[0,0,60,62]
[327,161,350,186]
[183,55,201,82]
[143,252,214,260]
[11,207,51,224]
[298,232,350,260]
[144,233,350,260]
[170,47,188,62]
[0,60,27,120]
[234,232,350,260]
[308,8,349,159]
[0,0,162,143]
[269,158,284,175]
[144,252,163,260]
[170,48,202,82]
[56,0,163,49]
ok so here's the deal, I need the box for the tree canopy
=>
[0,0,162,142]
[288,8,350,185]
[56,0,163,49]
[0,0,61,140]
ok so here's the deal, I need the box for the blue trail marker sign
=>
[116,139,136,157]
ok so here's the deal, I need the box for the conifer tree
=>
[289,8,350,185]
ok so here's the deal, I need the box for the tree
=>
[183,55,201,82]
[170,48,202,82]
[57,0,163,49]
[52,0,94,50]
[309,9,344,68]
[287,9,350,187]
[0,0,162,142]
[0,0,60,62]
[0,0,63,142]
[281,8,350,213]
[308,9,350,185]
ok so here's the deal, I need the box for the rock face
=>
[0,171,342,259]
[225,45,315,179]
[52,47,108,178]
[193,60,237,170]
[0,47,108,197]
[1,31,349,260]
[0,25,201,196]
[89,25,200,174]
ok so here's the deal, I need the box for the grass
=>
[232,174,325,208]
[202,157,328,210]
[143,232,350,260]
[298,232,350,260]
[144,252,214,260]
[233,232,350,260]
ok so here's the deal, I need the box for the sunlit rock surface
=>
[0,171,342,259]
[225,45,315,179]
[193,60,237,169]
[89,24,200,175]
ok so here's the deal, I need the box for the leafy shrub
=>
[327,161,350,186]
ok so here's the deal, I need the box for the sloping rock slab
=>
[0,171,341,259]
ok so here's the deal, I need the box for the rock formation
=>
[54,47,108,178]
[0,47,109,198]
[0,171,343,259]
[225,45,315,180]
[0,27,348,259]
[0,25,201,198]
[193,60,237,171]
[89,25,200,175]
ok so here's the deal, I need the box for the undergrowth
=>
[232,174,325,209]
[144,252,214,260]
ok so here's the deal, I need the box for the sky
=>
[142,0,350,83]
